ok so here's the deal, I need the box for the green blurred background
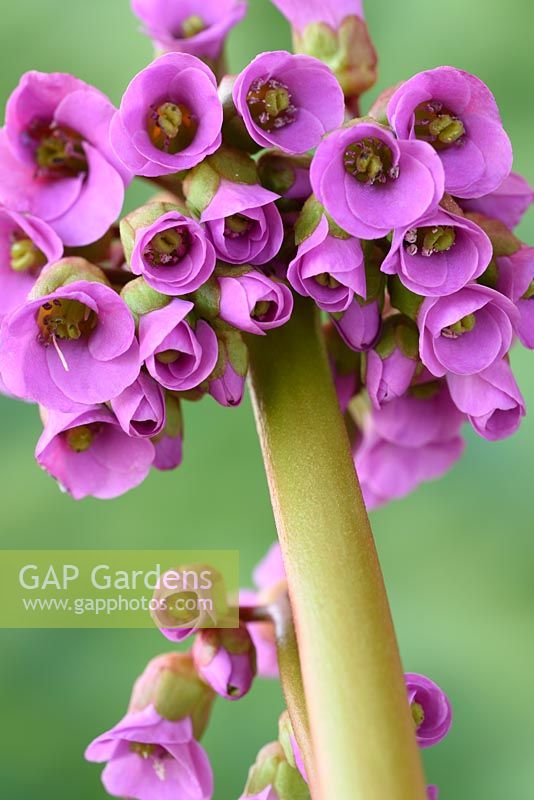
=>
[1,0,533,797]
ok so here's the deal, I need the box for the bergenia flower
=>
[0,278,141,411]
[405,673,453,748]
[139,299,219,391]
[241,542,287,679]
[110,53,222,177]
[111,372,166,438]
[382,207,492,296]
[36,406,155,500]
[311,121,444,239]
[447,359,526,441]
[332,299,381,352]
[427,788,439,800]
[201,181,284,266]
[131,0,247,60]
[0,72,130,246]
[0,206,63,318]
[152,394,184,471]
[85,704,213,800]
[461,172,534,229]
[366,317,419,409]
[232,51,345,154]
[418,285,518,378]
[130,210,216,295]
[287,215,366,313]
[497,245,534,348]
[387,66,513,198]
[239,742,309,800]
[218,271,293,335]
[192,623,257,700]
[209,359,246,407]
[270,0,364,30]
[355,381,465,508]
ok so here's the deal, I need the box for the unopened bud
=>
[242,741,310,800]
[28,257,109,300]
[129,652,215,739]
[193,622,257,700]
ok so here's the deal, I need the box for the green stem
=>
[247,297,427,800]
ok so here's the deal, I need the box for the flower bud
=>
[258,151,312,200]
[278,711,307,783]
[405,673,452,748]
[208,330,249,407]
[193,622,257,700]
[28,257,109,299]
[293,16,378,100]
[120,276,171,322]
[152,393,184,470]
[183,146,259,217]
[241,741,310,800]
[151,564,230,643]
[129,652,215,740]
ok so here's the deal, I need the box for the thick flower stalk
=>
[0,0,533,798]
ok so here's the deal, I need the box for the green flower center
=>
[224,214,253,238]
[65,425,95,453]
[403,225,456,257]
[246,78,297,133]
[147,102,198,154]
[37,298,97,344]
[315,272,341,289]
[441,313,477,339]
[411,701,425,729]
[414,101,466,150]
[144,228,191,267]
[181,14,205,38]
[252,300,273,320]
[344,137,398,185]
[26,119,88,178]
[10,237,47,273]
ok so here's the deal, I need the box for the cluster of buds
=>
[86,542,452,799]
[0,0,532,504]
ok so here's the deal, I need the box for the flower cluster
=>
[86,542,452,800]
[0,0,531,505]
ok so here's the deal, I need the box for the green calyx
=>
[29,258,109,300]
[388,276,424,321]
[409,379,442,400]
[153,656,215,738]
[375,315,419,360]
[120,202,189,266]
[295,196,349,246]
[191,276,221,321]
[294,16,377,98]
[184,149,258,217]
[465,212,522,257]
[210,329,249,382]
[121,277,171,322]
[477,258,499,290]
[244,742,310,800]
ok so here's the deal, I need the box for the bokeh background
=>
[1,0,533,797]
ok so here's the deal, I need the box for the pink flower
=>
[447,359,525,441]
[131,0,247,60]
[461,172,534,229]
[233,51,345,154]
[111,373,166,438]
[287,216,366,313]
[139,300,219,391]
[209,361,245,407]
[0,206,63,318]
[418,285,518,378]
[270,0,364,30]
[311,121,444,239]
[85,704,212,800]
[0,279,141,411]
[387,67,513,198]
[110,53,222,177]
[192,623,257,700]
[332,299,381,352]
[405,673,452,748]
[366,348,417,409]
[382,207,492,297]
[130,211,216,296]
[218,272,293,335]
[0,72,130,246]
[36,406,154,499]
[201,181,283,266]
[497,246,534,349]
[355,382,465,508]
